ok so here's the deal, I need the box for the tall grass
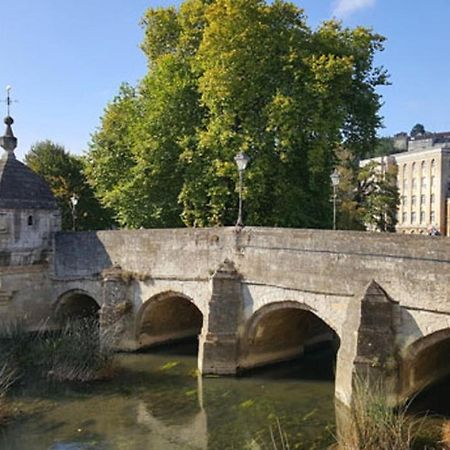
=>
[0,318,115,383]
[336,377,423,450]
[43,318,115,381]
[0,364,16,425]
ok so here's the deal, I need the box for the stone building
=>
[361,132,450,235]
[0,113,61,324]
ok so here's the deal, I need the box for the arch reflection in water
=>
[136,372,207,450]
[0,348,336,449]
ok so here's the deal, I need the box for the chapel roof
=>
[0,116,58,210]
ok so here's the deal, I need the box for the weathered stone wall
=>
[0,264,53,329]
[0,208,60,266]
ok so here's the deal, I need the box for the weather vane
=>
[3,85,18,116]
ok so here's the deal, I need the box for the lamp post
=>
[330,168,340,230]
[70,194,79,231]
[234,151,250,228]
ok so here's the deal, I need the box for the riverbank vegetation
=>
[0,319,115,426]
[0,364,15,425]
[0,318,115,392]
[334,378,444,450]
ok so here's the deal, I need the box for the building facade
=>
[362,132,450,236]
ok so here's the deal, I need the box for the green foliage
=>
[25,140,114,230]
[335,149,399,232]
[87,0,388,229]
[410,123,426,138]
[358,161,399,232]
[335,148,366,231]
[372,136,396,157]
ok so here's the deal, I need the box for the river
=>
[0,342,336,450]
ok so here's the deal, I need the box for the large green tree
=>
[25,141,114,231]
[87,0,388,229]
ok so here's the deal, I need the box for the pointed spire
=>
[0,86,17,157]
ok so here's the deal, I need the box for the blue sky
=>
[1,0,450,160]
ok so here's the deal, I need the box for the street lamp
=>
[234,151,250,228]
[70,194,79,231]
[330,168,340,230]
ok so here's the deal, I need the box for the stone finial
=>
[1,87,17,156]
[0,116,17,156]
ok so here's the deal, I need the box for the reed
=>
[336,377,423,450]
[0,364,16,425]
[42,317,115,382]
[0,318,115,383]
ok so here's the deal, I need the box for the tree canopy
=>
[335,148,399,232]
[410,123,426,138]
[86,0,389,229]
[26,140,115,231]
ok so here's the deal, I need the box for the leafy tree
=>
[410,123,426,138]
[87,0,388,229]
[371,136,395,157]
[335,148,365,230]
[358,161,399,232]
[335,149,399,232]
[25,140,114,231]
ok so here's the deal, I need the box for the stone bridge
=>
[3,227,450,407]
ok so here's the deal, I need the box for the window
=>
[412,178,417,190]
[421,177,426,190]
[421,161,426,172]
[420,211,425,224]
[411,212,417,224]
[27,215,33,226]
[403,163,407,174]
[420,194,425,205]
[412,162,417,174]
[401,195,407,205]
[0,213,8,234]
[431,159,436,174]
[403,178,408,190]
[402,212,407,223]
[431,176,435,190]
[431,193,435,204]
[430,210,435,223]
[411,195,417,207]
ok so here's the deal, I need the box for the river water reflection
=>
[0,343,336,450]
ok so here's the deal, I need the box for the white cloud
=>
[332,0,376,17]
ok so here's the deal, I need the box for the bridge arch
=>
[239,301,340,371]
[136,290,203,349]
[53,289,100,325]
[400,328,450,401]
